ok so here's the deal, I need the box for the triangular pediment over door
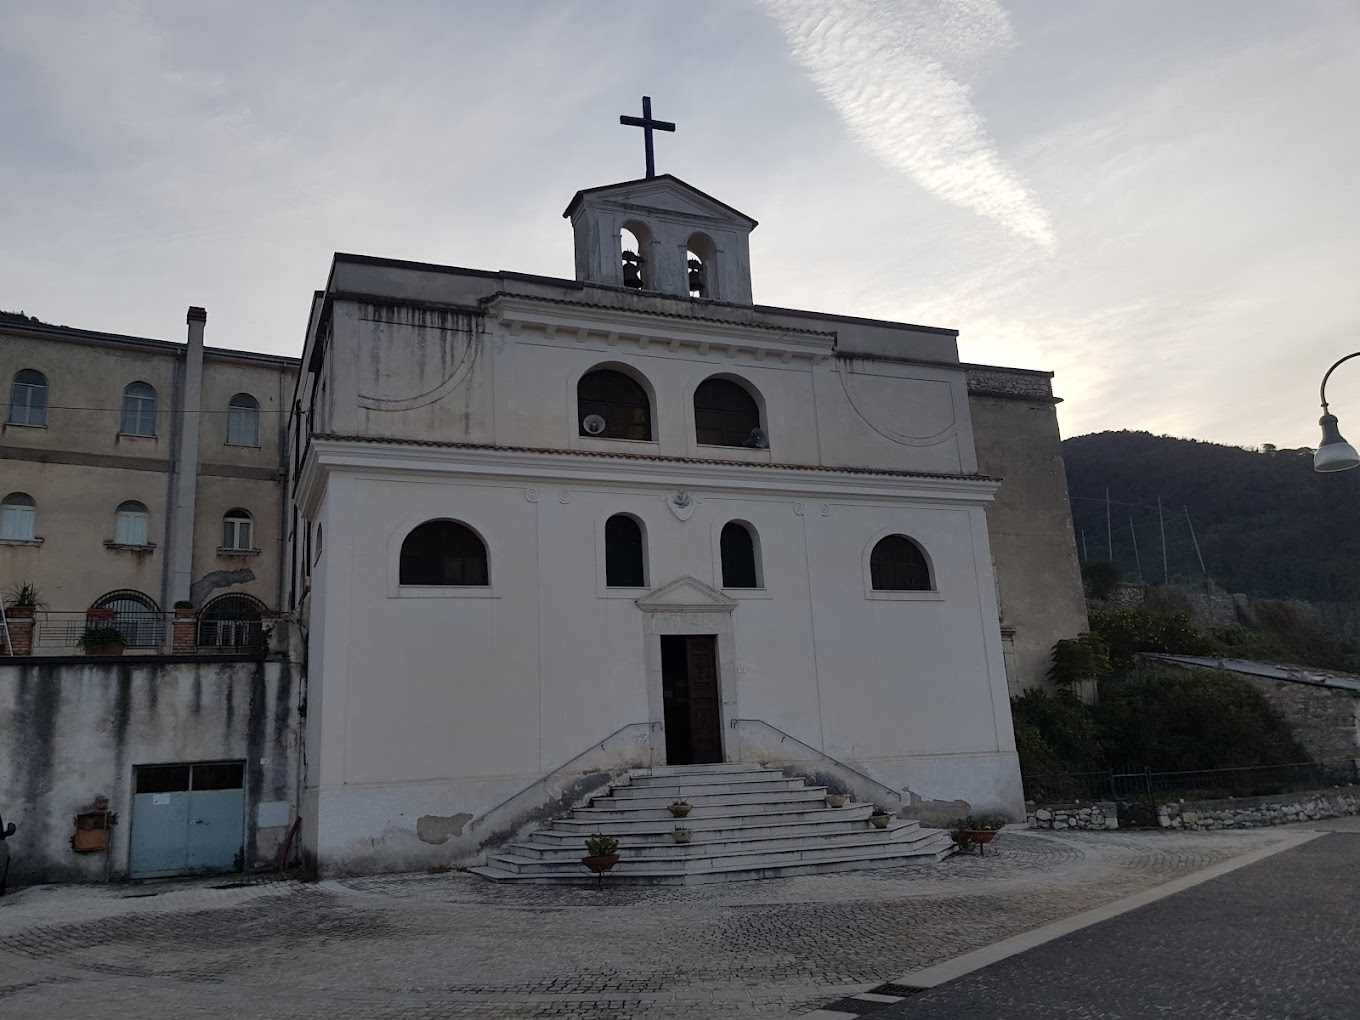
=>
[635,576,738,614]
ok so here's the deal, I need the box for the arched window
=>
[8,370,48,426]
[120,381,157,436]
[869,535,933,592]
[114,500,149,546]
[720,521,760,588]
[578,368,653,441]
[222,509,254,551]
[687,232,717,299]
[199,593,265,648]
[605,514,646,587]
[0,492,36,541]
[620,223,651,290]
[694,377,762,447]
[226,393,260,446]
[93,589,161,647]
[399,520,489,586]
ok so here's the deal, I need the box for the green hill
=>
[1062,431,1360,602]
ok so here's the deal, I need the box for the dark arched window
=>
[199,593,265,648]
[694,377,761,447]
[8,369,48,426]
[399,520,489,586]
[720,521,760,588]
[227,393,260,446]
[93,589,161,647]
[687,232,716,299]
[870,535,932,592]
[605,514,646,587]
[578,369,653,441]
[121,381,157,436]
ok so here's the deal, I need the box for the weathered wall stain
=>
[416,813,473,845]
[190,569,256,607]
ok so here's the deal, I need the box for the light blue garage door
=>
[130,762,245,879]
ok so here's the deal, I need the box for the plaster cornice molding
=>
[483,293,836,361]
[294,436,1000,513]
[635,575,738,614]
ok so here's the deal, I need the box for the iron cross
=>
[619,96,675,179]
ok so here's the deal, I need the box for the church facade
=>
[290,175,1086,877]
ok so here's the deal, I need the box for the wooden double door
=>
[661,635,723,765]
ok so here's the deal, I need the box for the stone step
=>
[552,803,875,832]
[597,787,829,810]
[569,796,846,821]
[470,835,954,885]
[532,810,882,844]
[624,770,794,790]
[639,763,771,777]
[509,821,926,860]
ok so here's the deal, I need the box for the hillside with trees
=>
[1063,431,1360,602]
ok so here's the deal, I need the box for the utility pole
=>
[1106,488,1114,563]
[1158,497,1169,584]
[1129,516,1143,582]
[1185,506,1208,583]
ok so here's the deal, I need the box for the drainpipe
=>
[159,353,184,637]
[170,307,206,606]
[275,368,287,612]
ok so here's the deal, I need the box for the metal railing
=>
[39,612,166,649]
[1023,759,1358,805]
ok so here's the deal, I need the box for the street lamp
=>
[1314,353,1360,473]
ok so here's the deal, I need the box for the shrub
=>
[1081,561,1122,599]
[584,834,619,857]
[1088,607,1216,670]
[1048,632,1111,686]
[1094,665,1307,771]
[1011,688,1104,774]
[77,626,126,650]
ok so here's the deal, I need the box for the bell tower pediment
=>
[564,175,757,305]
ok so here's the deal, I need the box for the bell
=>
[1314,413,1360,472]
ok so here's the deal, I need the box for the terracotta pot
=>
[870,814,891,829]
[965,829,999,845]
[86,609,115,621]
[825,794,848,808]
[174,608,197,620]
[581,853,620,874]
[668,803,692,818]
[672,829,693,844]
[5,606,35,620]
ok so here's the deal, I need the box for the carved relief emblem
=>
[665,491,698,521]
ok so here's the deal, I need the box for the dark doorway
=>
[661,635,723,765]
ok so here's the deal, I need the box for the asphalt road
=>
[871,829,1358,1020]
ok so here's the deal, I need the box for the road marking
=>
[889,830,1324,989]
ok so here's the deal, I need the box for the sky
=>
[2,0,1357,449]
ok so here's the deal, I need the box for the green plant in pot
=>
[581,833,621,874]
[869,806,893,829]
[78,626,127,656]
[825,792,848,808]
[952,815,1006,854]
[668,800,692,818]
[671,826,693,844]
[2,582,45,618]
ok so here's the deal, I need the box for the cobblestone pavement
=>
[0,828,1298,1019]
[871,832,1359,1020]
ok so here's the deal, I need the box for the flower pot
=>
[672,829,693,844]
[5,606,35,621]
[870,814,891,829]
[825,794,848,808]
[174,608,197,620]
[581,853,620,874]
[965,829,999,845]
[668,803,692,818]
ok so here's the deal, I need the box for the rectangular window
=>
[115,511,149,546]
[0,506,35,541]
[222,519,252,550]
[226,408,259,446]
[122,397,156,436]
[9,383,47,426]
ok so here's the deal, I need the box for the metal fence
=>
[40,612,166,649]
[1023,759,1359,805]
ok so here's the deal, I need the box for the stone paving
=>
[0,828,1299,1019]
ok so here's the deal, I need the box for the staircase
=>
[469,762,954,885]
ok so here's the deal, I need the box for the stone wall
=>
[1239,676,1360,764]
[1027,802,1118,830]
[1156,788,1360,829]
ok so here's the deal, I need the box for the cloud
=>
[759,0,1054,248]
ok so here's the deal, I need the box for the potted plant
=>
[173,600,197,619]
[581,834,621,874]
[869,806,893,829]
[668,800,692,818]
[672,826,693,844]
[953,815,1006,854]
[2,581,45,620]
[78,625,127,656]
[825,792,848,808]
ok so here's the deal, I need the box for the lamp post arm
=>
[1320,352,1360,414]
